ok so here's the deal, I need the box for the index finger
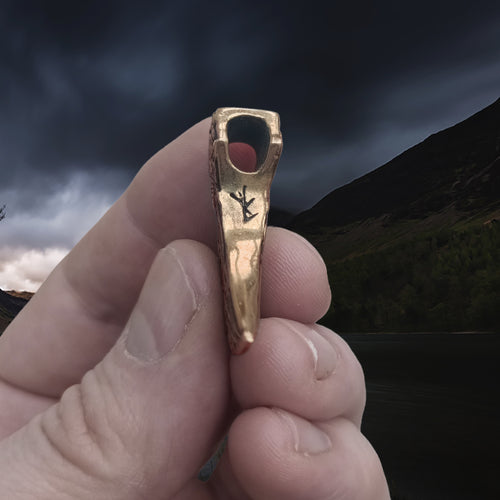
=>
[0,119,331,397]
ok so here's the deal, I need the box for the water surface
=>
[341,332,499,500]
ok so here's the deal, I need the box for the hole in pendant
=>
[227,115,270,173]
[228,143,257,172]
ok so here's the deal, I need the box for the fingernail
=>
[125,247,198,360]
[285,322,338,380]
[274,409,332,456]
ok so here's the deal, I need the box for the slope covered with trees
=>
[322,221,500,332]
[292,99,500,333]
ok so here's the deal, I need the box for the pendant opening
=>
[227,115,270,173]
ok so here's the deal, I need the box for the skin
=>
[0,119,390,499]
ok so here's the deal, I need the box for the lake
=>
[340,332,500,499]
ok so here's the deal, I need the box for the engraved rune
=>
[230,185,258,222]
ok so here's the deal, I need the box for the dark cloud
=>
[1,169,126,248]
[1,0,499,214]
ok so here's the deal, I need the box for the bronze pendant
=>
[209,108,283,354]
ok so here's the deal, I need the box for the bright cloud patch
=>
[0,247,69,292]
[0,169,126,291]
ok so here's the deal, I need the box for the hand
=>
[0,119,390,499]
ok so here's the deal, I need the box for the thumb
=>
[0,240,229,499]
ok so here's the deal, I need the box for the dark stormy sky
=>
[1,0,500,290]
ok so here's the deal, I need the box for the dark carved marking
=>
[230,185,258,222]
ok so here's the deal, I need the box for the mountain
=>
[4,290,34,301]
[0,289,32,334]
[268,206,294,227]
[291,98,500,332]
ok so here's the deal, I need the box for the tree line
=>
[320,220,500,333]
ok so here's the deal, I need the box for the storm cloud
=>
[1,0,500,289]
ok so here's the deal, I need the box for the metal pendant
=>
[209,108,283,354]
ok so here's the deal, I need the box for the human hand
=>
[0,119,390,499]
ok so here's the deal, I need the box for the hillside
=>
[293,98,500,233]
[291,98,500,332]
[0,289,31,334]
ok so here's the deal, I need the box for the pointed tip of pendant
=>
[231,330,255,355]
[242,330,255,343]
